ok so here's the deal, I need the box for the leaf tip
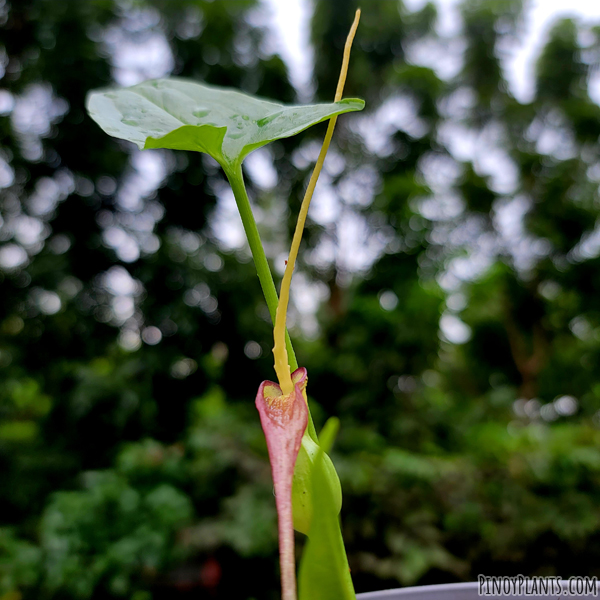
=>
[337,97,366,111]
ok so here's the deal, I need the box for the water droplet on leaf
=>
[257,111,282,127]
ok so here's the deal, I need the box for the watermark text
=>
[478,575,599,596]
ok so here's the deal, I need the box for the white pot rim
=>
[357,579,588,599]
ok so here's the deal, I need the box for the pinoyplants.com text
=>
[478,575,599,596]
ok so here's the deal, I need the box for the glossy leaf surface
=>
[298,418,356,600]
[86,78,364,169]
[292,433,342,535]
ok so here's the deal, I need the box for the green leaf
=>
[292,433,342,535]
[317,417,340,455]
[86,78,364,170]
[299,417,356,600]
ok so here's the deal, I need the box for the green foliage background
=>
[1,0,600,598]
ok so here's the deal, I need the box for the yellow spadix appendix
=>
[254,10,361,600]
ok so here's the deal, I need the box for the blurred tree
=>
[2,0,600,598]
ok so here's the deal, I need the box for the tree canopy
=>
[1,0,600,598]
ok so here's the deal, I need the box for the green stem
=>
[225,163,318,442]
